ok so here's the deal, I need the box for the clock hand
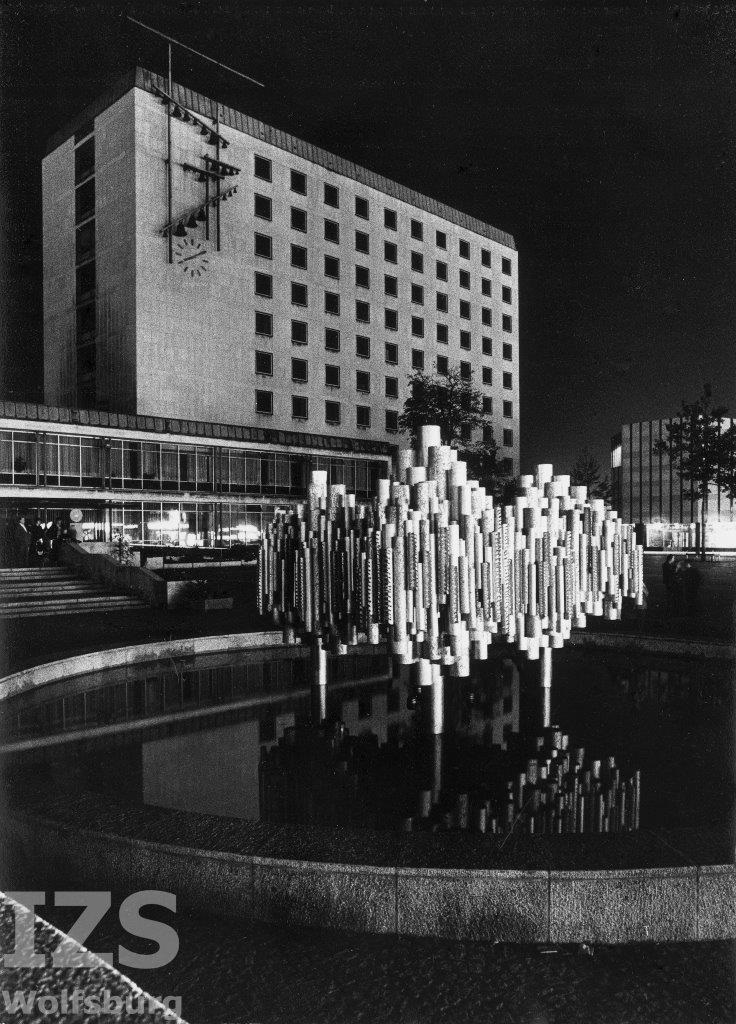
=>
[178,250,207,264]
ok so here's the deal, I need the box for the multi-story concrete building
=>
[0,67,520,551]
[611,419,736,549]
[42,66,519,466]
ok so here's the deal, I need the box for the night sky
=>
[2,1,736,474]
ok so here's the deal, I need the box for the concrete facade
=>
[43,67,519,471]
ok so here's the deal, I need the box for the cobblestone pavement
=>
[38,904,736,1024]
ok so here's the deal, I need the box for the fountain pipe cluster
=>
[259,425,644,675]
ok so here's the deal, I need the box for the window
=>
[411,219,423,240]
[460,361,472,381]
[324,255,340,279]
[482,367,493,385]
[459,269,470,289]
[384,240,398,263]
[356,370,371,393]
[411,251,424,273]
[503,372,513,389]
[324,219,340,243]
[325,291,340,315]
[357,406,371,429]
[254,272,272,298]
[325,365,340,388]
[356,230,370,254]
[503,429,513,447]
[385,376,398,398]
[255,351,273,375]
[291,169,307,194]
[255,390,273,415]
[356,300,370,323]
[291,243,306,269]
[436,260,447,281]
[481,248,491,268]
[436,323,448,344]
[385,342,398,364]
[482,278,491,296]
[436,230,447,249]
[459,239,470,259]
[412,349,425,370]
[356,335,371,358]
[355,265,370,288]
[483,396,493,414]
[460,300,471,319]
[325,400,341,424]
[437,355,448,375]
[292,320,308,345]
[255,233,272,259]
[502,314,513,332]
[291,207,307,232]
[460,330,471,350]
[384,208,397,230]
[502,257,512,275]
[254,194,272,220]
[411,316,424,338]
[324,182,339,207]
[385,308,398,331]
[355,196,369,219]
[292,358,308,383]
[436,292,448,313]
[254,155,271,181]
[503,342,513,360]
[325,328,340,352]
[502,285,512,304]
[385,274,398,297]
[292,396,308,419]
[291,282,308,306]
[482,307,492,326]
[482,337,492,356]
[255,311,273,336]
[503,400,513,418]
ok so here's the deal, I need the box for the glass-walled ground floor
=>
[0,498,277,551]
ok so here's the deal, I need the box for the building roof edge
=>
[44,66,516,250]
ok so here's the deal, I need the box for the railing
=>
[60,541,167,607]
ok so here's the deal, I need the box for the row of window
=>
[253,304,513,334]
[252,154,513,274]
[253,265,512,303]
[252,351,515,415]
[252,391,515,445]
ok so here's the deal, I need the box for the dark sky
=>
[2,1,736,474]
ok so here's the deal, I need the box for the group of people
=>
[0,513,76,568]
[662,553,701,616]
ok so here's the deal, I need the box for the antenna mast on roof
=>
[127,16,264,263]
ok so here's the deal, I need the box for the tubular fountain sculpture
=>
[259,425,644,730]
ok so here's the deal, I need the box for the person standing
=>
[662,554,678,615]
[13,514,31,567]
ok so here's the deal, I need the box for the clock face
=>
[174,238,209,278]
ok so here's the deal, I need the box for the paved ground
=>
[34,902,736,1024]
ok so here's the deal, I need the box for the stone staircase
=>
[0,566,148,618]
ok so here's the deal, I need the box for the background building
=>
[611,419,736,549]
[43,66,519,468]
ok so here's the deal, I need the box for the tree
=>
[571,448,611,503]
[655,385,736,560]
[398,369,512,498]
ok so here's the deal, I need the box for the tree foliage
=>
[571,448,611,502]
[398,370,513,498]
[655,385,736,557]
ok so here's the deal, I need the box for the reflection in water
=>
[9,645,734,838]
